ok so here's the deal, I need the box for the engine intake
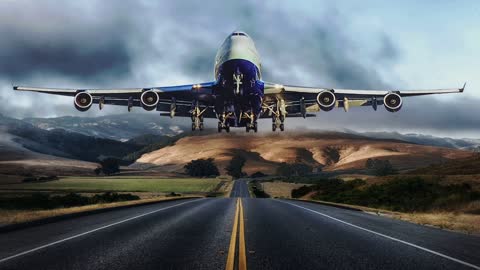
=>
[316,90,336,111]
[141,90,159,111]
[383,93,402,112]
[74,92,93,111]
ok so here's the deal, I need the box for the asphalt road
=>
[1,180,479,270]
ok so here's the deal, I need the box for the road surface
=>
[0,180,479,270]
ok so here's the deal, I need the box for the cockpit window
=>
[232,32,247,36]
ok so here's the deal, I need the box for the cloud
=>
[0,0,477,137]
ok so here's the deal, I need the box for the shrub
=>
[184,158,220,177]
[276,162,312,177]
[291,185,313,198]
[366,158,396,176]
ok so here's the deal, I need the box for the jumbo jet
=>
[14,31,465,133]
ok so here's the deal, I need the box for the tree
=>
[366,158,396,176]
[226,155,246,178]
[184,158,220,177]
[99,158,120,176]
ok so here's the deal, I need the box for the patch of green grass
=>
[0,177,221,193]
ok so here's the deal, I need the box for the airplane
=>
[13,31,466,133]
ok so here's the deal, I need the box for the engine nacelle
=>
[74,92,93,112]
[141,90,159,111]
[316,90,336,111]
[383,93,403,112]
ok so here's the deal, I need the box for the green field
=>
[0,177,221,193]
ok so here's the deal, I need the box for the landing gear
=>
[264,99,287,132]
[190,101,207,131]
[246,122,258,133]
[217,121,230,133]
[217,112,232,133]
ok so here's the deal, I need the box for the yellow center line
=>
[238,198,247,270]
[226,198,240,270]
[225,198,248,270]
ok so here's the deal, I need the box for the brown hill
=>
[132,132,473,175]
[407,154,480,175]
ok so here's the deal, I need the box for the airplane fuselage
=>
[212,32,264,127]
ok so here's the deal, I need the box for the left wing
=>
[14,82,216,116]
[263,82,466,114]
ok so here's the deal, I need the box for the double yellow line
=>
[226,198,247,270]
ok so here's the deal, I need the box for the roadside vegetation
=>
[290,177,480,212]
[0,176,222,193]
[248,180,270,198]
[0,192,140,210]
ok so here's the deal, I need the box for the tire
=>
[199,123,204,131]
[254,123,258,133]
[272,124,276,132]
[246,126,250,133]
[280,123,285,131]
[226,126,230,133]
[217,123,222,133]
[191,123,196,131]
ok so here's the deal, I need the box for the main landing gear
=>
[265,99,286,132]
[217,112,232,133]
[243,111,258,133]
[191,101,207,131]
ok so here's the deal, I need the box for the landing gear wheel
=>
[246,126,250,133]
[199,123,204,131]
[253,122,258,133]
[225,126,230,133]
[280,123,285,131]
[272,123,277,132]
[217,122,222,133]
[191,123,196,131]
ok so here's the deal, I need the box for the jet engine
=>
[141,90,159,111]
[383,93,402,112]
[316,90,336,111]
[74,92,93,111]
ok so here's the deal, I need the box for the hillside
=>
[23,114,187,141]
[407,155,480,175]
[132,132,473,175]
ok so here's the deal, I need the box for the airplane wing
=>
[13,82,217,116]
[262,82,466,115]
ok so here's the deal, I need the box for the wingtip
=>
[13,86,18,90]
[460,82,467,92]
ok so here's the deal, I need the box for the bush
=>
[366,158,396,176]
[291,185,313,198]
[184,158,220,177]
[276,162,312,177]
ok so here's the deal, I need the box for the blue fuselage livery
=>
[212,31,264,129]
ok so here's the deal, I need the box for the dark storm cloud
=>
[0,0,477,137]
[0,2,145,83]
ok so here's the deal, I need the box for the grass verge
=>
[0,196,200,225]
[294,198,480,235]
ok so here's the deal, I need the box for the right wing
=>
[262,82,466,114]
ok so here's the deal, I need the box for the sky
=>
[0,0,479,138]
